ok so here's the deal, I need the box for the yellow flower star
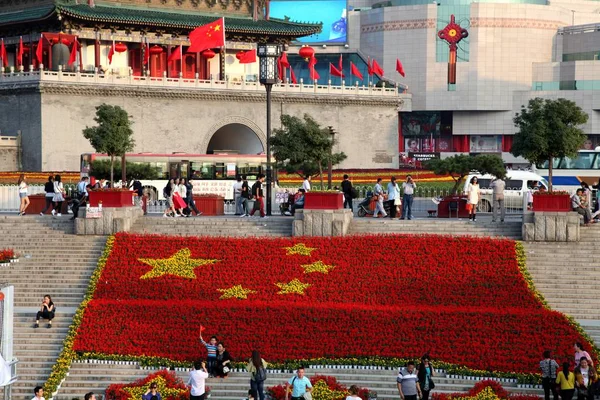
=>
[275,278,311,295]
[301,260,335,274]
[217,285,257,300]
[122,376,187,400]
[138,248,219,280]
[284,243,317,256]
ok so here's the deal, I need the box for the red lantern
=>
[149,45,163,55]
[202,49,216,59]
[51,37,59,44]
[115,42,127,53]
[61,38,70,46]
[298,45,314,61]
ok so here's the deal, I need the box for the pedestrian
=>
[240,176,250,217]
[130,178,144,211]
[247,350,268,400]
[466,176,480,222]
[373,178,387,218]
[417,356,435,400]
[188,360,209,400]
[540,350,559,400]
[581,182,592,212]
[572,190,593,226]
[575,343,593,368]
[142,382,162,400]
[52,174,65,217]
[490,176,506,223]
[184,178,202,216]
[32,386,44,400]
[290,189,305,216]
[215,342,232,378]
[199,332,217,377]
[397,361,422,400]
[244,390,258,400]
[17,173,30,216]
[401,176,416,220]
[557,362,576,400]
[250,174,266,218]
[40,175,55,216]
[346,385,361,400]
[575,357,597,400]
[285,367,312,400]
[71,183,90,221]
[302,175,311,192]
[233,176,243,215]
[341,174,354,212]
[84,392,96,400]
[387,176,400,219]
[34,295,55,328]
[163,179,176,218]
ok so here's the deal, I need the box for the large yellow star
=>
[214,25,221,31]
[217,285,257,300]
[122,376,188,400]
[284,243,317,256]
[301,260,335,274]
[138,248,218,280]
[275,278,311,295]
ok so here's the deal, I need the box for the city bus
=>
[80,153,267,200]
[534,150,600,191]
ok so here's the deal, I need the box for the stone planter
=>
[437,195,469,218]
[30,194,70,214]
[89,190,135,208]
[193,195,225,216]
[533,193,571,212]
[304,192,343,210]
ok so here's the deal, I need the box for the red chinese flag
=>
[16,37,23,67]
[367,57,373,76]
[308,54,317,68]
[290,67,297,84]
[68,38,78,66]
[277,56,283,81]
[188,17,225,53]
[143,42,150,66]
[309,65,320,81]
[168,45,182,62]
[35,35,43,65]
[396,58,405,77]
[279,51,290,68]
[238,49,256,64]
[338,54,343,72]
[0,40,7,68]
[329,63,344,78]
[199,325,206,334]
[350,61,363,81]
[372,59,384,76]
[108,41,115,64]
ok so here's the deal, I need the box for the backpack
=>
[350,187,359,199]
[254,366,267,382]
[163,185,169,199]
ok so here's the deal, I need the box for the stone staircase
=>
[0,215,106,400]
[350,219,522,239]
[56,364,542,400]
[131,216,293,237]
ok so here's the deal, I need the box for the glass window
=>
[574,152,594,169]
[477,179,492,189]
[505,180,523,191]
[190,162,215,179]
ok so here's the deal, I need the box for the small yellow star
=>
[275,278,311,295]
[284,243,317,256]
[217,285,257,300]
[138,248,219,280]
[301,260,335,274]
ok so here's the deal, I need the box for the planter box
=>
[533,194,571,212]
[30,194,70,214]
[437,195,470,218]
[193,195,224,216]
[304,192,344,210]
[89,191,135,208]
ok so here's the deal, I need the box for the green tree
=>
[272,114,347,189]
[512,98,588,191]
[90,160,161,184]
[82,104,135,186]
[426,154,506,194]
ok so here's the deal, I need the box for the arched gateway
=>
[203,117,266,155]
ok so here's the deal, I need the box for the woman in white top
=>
[466,176,480,222]
[52,174,66,217]
[346,385,361,400]
[17,174,30,216]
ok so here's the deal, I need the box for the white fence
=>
[0,185,76,212]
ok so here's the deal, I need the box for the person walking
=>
[557,362,576,400]
[575,357,597,400]
[52,175,65,217]
[40,176,55,216]
[341,174,354,212]
[163,179,176,218]
[71,177,89,220]
[417,356,435,400]
[184,178,202,216]
[490,176,506,222]
[401,176,416,220]
[397,361,422,400]
[466,176,480,222]
[285,367,312,400]
[250,174,266,218]
[240,176,251,217]
[247,350,268,400]
[540,350,559,400]
[17,173,30,216]
[233,176,243,216]
[188,360,209,400]
[373,178,387,218]
[387,176,400,219]
[302,175,311,192]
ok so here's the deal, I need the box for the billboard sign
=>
[269,0,348,44]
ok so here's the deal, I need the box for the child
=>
[200,333,218,377]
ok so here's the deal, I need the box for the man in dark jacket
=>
[341,174,354,211]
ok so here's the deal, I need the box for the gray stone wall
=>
[293,209,353,237]
[523,212,581,242]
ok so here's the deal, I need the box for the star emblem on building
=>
[284,243,317,256]
[217,285,257,300]
[138,248,219,280]
[275,278,311,295]
[301,260,335,274]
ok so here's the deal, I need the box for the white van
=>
[462,171,549,212]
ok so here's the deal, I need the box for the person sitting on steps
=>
[34,295,55,329]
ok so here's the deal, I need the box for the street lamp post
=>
[258,43,281,216]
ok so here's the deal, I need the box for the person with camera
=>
[142,382,162,400]
[401,176,417,220]
[373,178,387,218]
[188,360,209,400]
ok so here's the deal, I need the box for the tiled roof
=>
[55,4,322,37]
[0,5,55,26]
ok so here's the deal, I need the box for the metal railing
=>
[0,184,76,212]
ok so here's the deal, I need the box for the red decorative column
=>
[437,15,468,85]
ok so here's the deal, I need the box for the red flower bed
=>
[432,380,539,400]
[72,233,593,374]
[0,249,15,263]
[268,375,372,400]
[278,169,452,185]
[105,370,190,400]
